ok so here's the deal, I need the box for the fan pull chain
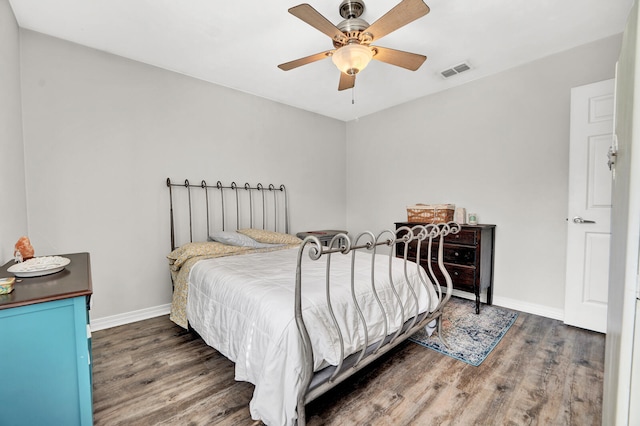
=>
[351,86,355,105]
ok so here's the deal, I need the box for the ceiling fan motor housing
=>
[339,0,365,19]
[335,18,371,46]
[335,0,372,47]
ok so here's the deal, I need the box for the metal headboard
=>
[166,178,289,251]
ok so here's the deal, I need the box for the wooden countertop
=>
[0,252,92,310]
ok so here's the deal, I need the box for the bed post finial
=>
[280,184,289,234]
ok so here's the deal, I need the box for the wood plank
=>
[92,309,604,425]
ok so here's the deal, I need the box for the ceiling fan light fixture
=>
[331,43,373,75]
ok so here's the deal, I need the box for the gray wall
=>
[6,15,625,322]
[18,30,347,320]
[345,35,622,316]
[0,0,27,262]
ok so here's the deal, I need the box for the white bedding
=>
[187,245,438,426]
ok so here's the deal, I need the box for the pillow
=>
[167,241,249,269]
[237,228,302,245]
[208,231,282,249]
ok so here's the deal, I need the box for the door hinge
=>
[609,134,618,181]
[608,145,617,171]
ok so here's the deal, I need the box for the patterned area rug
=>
[410,297,519,366]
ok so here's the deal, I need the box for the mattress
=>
[186,245,438,426]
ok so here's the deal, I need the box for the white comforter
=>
[187,245,438,426]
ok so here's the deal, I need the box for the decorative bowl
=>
[0,277,16,294]
[7,256,70,278]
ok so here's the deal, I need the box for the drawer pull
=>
[453,271,459,276]
[454,252,459,256]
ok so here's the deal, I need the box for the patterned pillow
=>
[237,228,302,245]
[167,241,249,269]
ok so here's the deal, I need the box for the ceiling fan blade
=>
[363,0,430,42]
[372,46,426,71]
[278,50,334,71]
[338,72,355,91]
[289,4,348,44]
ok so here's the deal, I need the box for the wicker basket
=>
[406,204,455,224]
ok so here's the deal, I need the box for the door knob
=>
[573,216,596,224]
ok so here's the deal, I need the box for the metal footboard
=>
[294,222,461,425]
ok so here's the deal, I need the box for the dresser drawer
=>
[429,263,476,291]
[431,246,476,266]
[402,242,477,266]
[399,240,435,260]
[443,228,478,245]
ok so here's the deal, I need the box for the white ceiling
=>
[8,0,634,121]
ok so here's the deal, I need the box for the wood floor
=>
[92,307,605,426]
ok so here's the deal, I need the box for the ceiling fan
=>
[278,0,430,91]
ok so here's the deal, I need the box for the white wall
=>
[18,30,347,321]
[345,35,621,314]
[0,0,28,263]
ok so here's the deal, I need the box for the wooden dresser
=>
[0,252,93,426]
[395,223,496,314]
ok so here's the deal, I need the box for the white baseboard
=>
[90,303,171,332]
[451,290,564,321]
[491,296,564,321]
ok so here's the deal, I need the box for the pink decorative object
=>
[14,236,35,262]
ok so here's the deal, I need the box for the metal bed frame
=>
[167,177,289,251]
[294,224,457,425]
[166,178,458,425]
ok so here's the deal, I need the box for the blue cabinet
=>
[0,253,93,426]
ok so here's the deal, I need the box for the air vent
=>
[440,62,472,79]
[441,68,457,78]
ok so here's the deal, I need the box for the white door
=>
[564,79,614,333]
